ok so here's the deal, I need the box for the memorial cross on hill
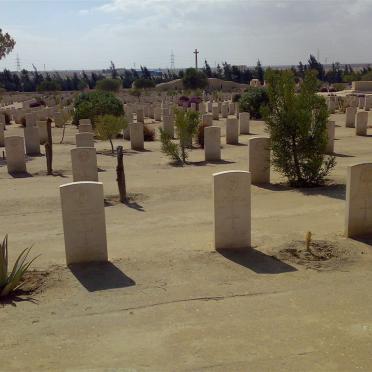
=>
[193,49,199,70]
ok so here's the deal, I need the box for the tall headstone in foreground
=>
[5,136,27,174]
[76,132,94,148]
[226,117,239,144]
[204,126,221,161]
[247,137,270,184]
[325,120,335,154]
[345,163,372,238]
[71,147,98,182]
[130,122,144,150]
[355,112,368,136]
[60,181,108,265]
[345,107,357,128]
[239,112,250,134]
[213,170,251,250]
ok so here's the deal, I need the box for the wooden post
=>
[45,119,53,175]
[116,146,126,202]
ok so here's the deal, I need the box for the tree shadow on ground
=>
[188,159,236,166]
[123,199,145,212]
[257,183,346,201]
[217,248,297,274]
[69,262,135,292]
[333,152,354,158]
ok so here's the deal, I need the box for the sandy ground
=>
[1,112,372,371]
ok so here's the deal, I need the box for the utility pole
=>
[16,54,21,71]
[170,50,175,71]
[193,49,199,70]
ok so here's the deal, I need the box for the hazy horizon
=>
[1,0,372,72]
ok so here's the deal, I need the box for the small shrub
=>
[159,128,182,163]
[239,87,268,119]
[0,235,39,299]
[95,114,127,153]
[332,83,347,92]
[160,109,200,164]
[21,117,26,127]
[144,125,155,141]
[96,78,121,92]
[73,91,124,127]
[133,78,155,89]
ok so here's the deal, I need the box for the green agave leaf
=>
[0,235,8,286]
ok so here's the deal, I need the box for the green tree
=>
[308,54,325,81]
[0,29,15,61]
[182,68,208,90]
[160,109,200,164]
[254,60,264,83]
[262,69,335,187]
[203,60,212,78]
[95,114,128,153]
[110,61,118,79]
[239,87,269,119]
[133,78,155,89]
[36,80,61,92]
[73,91,124,126]
[96,78,121,92]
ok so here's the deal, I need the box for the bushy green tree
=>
[133,78,155,89]
[239,87,268,119]
[262,69,336,187]
[95,114,127,153]
[96,78,121,92]
[0,29,15,61]
[160,109,200,164]
[36,80,61,92]
[73,91,124,126]
[182,68,208,90]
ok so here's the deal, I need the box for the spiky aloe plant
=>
[0,235,38,298]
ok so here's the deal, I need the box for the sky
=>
[1,0,372,71]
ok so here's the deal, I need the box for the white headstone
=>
[130,122,144,150]
[356,112,368,136]
[71,147,98,182]
[205,126,221,161]
[239,112,250,134]
[76,132,94,148]
[247,137,270,184]
[345,163,372,238]
[213,170,251,250]
[60,181,108,265]
[226,117,239,144]
[5,136,27,174]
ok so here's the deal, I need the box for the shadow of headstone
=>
[69,262,135,292]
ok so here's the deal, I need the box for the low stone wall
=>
[352,81,372,92]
